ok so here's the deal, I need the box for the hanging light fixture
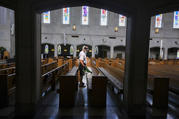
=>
[155,28,159,34]
[72,24,76,31]
[114,26,119,32]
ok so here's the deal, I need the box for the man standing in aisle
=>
[78,45,91,87]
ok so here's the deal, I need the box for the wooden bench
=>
[0,67,16,75]
[0,73,16,108]
[86,60,108,107]
[95,59,124,94]
[41,61,57,75]
[87,67,107,107]
[41,63,69,96]
[58,66,78,107]
[99,67,123,94]
[0,63,15,69]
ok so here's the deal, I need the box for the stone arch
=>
[168,47,179,59]
[76,44,92,57]
[96,45,110,58]
[150,47,161,60]
[41,43,55,58]
[114,45,126,59]
[57,43,73,57]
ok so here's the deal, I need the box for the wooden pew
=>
[87,66,107,107]
[0,63,15,69]
[0,67,16,75]
[95,58,179,107]
[0,73,16,108]
[41,61,57,75]
[58,58,64,66]
[41,59,48,65]
[58,66,78,107]
[0,58,75,107]
[41,62,69,96]
[66,58,76,71]
[96,60,124,94]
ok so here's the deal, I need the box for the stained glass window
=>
[119,14,126,26]
[58,45,61,55]
[45,44,49,54]
[177,50,179,59]
[82,6,89,25]
[70,46,74,55]
[95,46,98,55]
[100,9,108,26]
[173,11,179,29]
[155,14,162,28]
[63,8,70,24]
[43,11,50,24]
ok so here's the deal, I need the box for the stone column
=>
[124,11,151,116]
[54,44,57,57]
[164,48,168,60]
[148,47,151,59]
[92,45,95,58]
[73,45,77,58]
[122,52,125,59]
[159,40,164,59]
[15,1,41,117]
[110,46,114,59]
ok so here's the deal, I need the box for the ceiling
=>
[0,0,179,17]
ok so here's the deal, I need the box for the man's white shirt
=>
[79,50,87,64]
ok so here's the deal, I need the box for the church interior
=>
[0,0,179,119]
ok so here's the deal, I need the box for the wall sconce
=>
[114,27,119,32]
[155,28,159,34]
[72,24,76,31]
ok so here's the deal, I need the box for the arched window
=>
[63,8,70,24]
[82,6,89,25]
[95,46,98,55]
[155,14,162,28]
[45,44,49,54]
[58,45,61,55]
[177,49,179,59]
[100,9,108,26]
[70,45,74,55]
[119,14,126,26]
[173,11,179,29]
[43,11,50,24]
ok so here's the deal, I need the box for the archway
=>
[150,47,161,60]
[57,44,73,58]
[96,45,110,58]
[41,43,55,58]
[114,46,125,59]
[12,0,179,117]
[168,47,179,59]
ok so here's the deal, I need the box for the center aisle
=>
[34,71,128,119]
